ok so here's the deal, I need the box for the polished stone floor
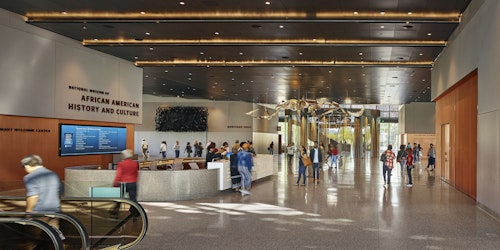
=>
[135,154,500,250]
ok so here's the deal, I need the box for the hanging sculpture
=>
[246,97,364,120]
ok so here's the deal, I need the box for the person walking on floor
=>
[286,142,296,164]
[381,145,396,187]
[427,143,436,171]
[310,141,323,184]
[296,146,308,185]
[330,144,339,168]
[111,149,140,219]
[237,142,254,196]
[268,141,274,155]
[396,144,407,177]
[405,148,414,187]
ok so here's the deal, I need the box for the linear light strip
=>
[83,39,446,47]
[26,11,460,22]
[135,60,433,67]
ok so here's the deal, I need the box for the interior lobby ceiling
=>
[0,0,471,106]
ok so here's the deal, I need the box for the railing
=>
[0,196,148,249]
[0,217,64,250]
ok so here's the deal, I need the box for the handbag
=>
[302,155,313,167]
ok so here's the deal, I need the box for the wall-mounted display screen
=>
[59,124,127,156]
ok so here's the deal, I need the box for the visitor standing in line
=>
[141,138,149,160]
[174,140,181,158]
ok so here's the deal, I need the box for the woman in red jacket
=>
[111,149,139,217]
[405,148,414,187]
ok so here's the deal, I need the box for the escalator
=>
[0,197,148,249]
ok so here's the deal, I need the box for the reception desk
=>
[207,154,274,190]
[65,165,219,201]
[65,155,274,201]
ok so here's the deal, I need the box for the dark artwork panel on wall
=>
[155,106,208,132]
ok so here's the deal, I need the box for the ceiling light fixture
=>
[25,11,462,23]
[135,60,434,67]
[82,38,446,47]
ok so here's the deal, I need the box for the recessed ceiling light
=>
[61,11,67,15]
[265,1,271,5]
[279,25,284,28]
[353,11,359,15]
[214,32,219,35]
[419,53,423,56]
[359,52,363,56]
[188,73,192,75]
[145,32,150,35]
[408,12,413,15]
[162,83,166,86]
[239,52,243,55]
[140,12,146,15]
[164,70,168,73]
[427,33,432,36]
[380,11,385,15]
[134,56,138,59]
[179,1,185,5]
[200,52,204,55]
[380,25,385,29]
[299,52,303,55]
[93,38,98,41]
[149,47,154,50]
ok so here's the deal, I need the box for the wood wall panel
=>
[435,70,477,199]
[0,115,134,191]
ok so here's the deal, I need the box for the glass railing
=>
[0,196,148,249]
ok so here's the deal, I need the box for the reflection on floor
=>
[135,155,500,249]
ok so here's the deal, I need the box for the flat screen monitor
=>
[59,124,127,156]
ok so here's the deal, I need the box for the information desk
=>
[207,154,274,190]
[65,165,219,201]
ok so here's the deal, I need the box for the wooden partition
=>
[0,115,134,190]
[435,69,478,199]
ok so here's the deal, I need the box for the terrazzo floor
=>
[134,154,500,250]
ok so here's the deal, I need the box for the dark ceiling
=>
[0,0,471,105]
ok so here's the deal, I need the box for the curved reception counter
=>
[65,154,274,201]
[65,165,219,201]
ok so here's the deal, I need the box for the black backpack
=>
[380,152,387,162]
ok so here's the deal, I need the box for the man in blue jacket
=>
[237,142,254,196]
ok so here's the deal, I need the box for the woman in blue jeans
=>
[296,146,307,185]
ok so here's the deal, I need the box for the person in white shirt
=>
[160,141,167,159]
[174,141,181,158]
[141,139,149,160]
[309,142,323,184]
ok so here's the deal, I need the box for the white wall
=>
[399,102,436,134]
[432,0,500,217]
[0,9,142,124]
[135,95,255,157]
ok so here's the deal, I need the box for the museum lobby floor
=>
[134,154,500,249]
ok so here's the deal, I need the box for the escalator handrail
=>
[0,211,89,250]
[0,217,64,250]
